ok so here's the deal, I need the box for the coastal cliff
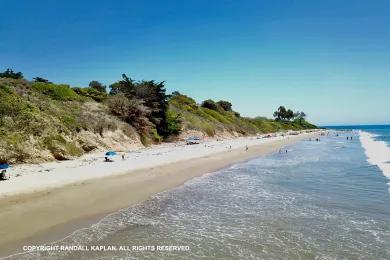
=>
[0,75,316,163]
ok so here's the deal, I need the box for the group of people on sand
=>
[279,148,288,154]
[104,153,126,162]
[0,169,10,180]
[346,136,353,140]
[0,163,10,180]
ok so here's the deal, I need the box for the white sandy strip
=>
[360,131,390,185]
[0,131,318,197]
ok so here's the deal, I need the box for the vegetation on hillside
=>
[0,68,316,163]
[0,76,137,163]
[169,92,316,137]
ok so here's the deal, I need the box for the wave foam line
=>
[360,131,390,184]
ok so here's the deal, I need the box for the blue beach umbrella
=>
[0,163,10,170]
[105,151,117,156]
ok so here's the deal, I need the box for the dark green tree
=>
[33,77,51,83]
[286,109,294,121]
[294,111,307,123]
[166,110,182,136]
[135,80,170,136]
[109,74,136,97]
[217,100,232,111]
[273,106,287,121]
[201,99,218,110]
[108,74,173,137]
[89,80,106,93]
[0,69,23,79]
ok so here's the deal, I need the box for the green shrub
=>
[216,100,232,111]
[31,82,83,101]
[140,133,151,146]
[150,128,162,143]
[169,92,198,110]
[201,108,231,124]
[165,110,182,136]
[64,142,83,157]
[201,99,218,110]
[73,87,107,102]
[203,124,215,136]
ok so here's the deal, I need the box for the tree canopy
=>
[108,74,173,138]
[273,106,306,121]
[201,99,218,110]
[89,80,106,93]
[0,69,23,79]
[217,100,232,111]
[33,77,51,83]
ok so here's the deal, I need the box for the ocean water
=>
[329,125,390,144]
[9,127,390,259]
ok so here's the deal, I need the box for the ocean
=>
[9,126,390,259]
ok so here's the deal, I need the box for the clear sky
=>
[1,0,389,126]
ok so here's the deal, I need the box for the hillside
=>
[0,78,142,163]
[169,92,316,139]
[0,74,316,163]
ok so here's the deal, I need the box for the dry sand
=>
[0,131,320,257]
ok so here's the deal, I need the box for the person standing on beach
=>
[245,145,248,151]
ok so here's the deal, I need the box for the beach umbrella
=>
[105,151,117,156]
[0,163,10,169]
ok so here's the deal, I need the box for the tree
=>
[286,109,294,121]
[294,111,307,123]
[109,74,136,97]
[108,74,173,137]
[201,99,218,110]
[273,106,297,121]
[89,80,106,93]
[33,77,51,83]
[299,111,306,119]
[0,69,23,79]
[135,80,170,136]
[273,106,287,121]
[166,110,182,136]
[217,100,232,111]
[107,94,152,132]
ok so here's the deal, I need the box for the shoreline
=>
[0,131,320,257]
[359,131,390,180]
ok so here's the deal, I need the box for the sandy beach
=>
[0,130,320,257]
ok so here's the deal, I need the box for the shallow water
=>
[9,129,390,259]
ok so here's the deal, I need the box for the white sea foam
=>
[359,131,390,187]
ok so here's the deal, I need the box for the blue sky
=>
[1,0,389,125]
